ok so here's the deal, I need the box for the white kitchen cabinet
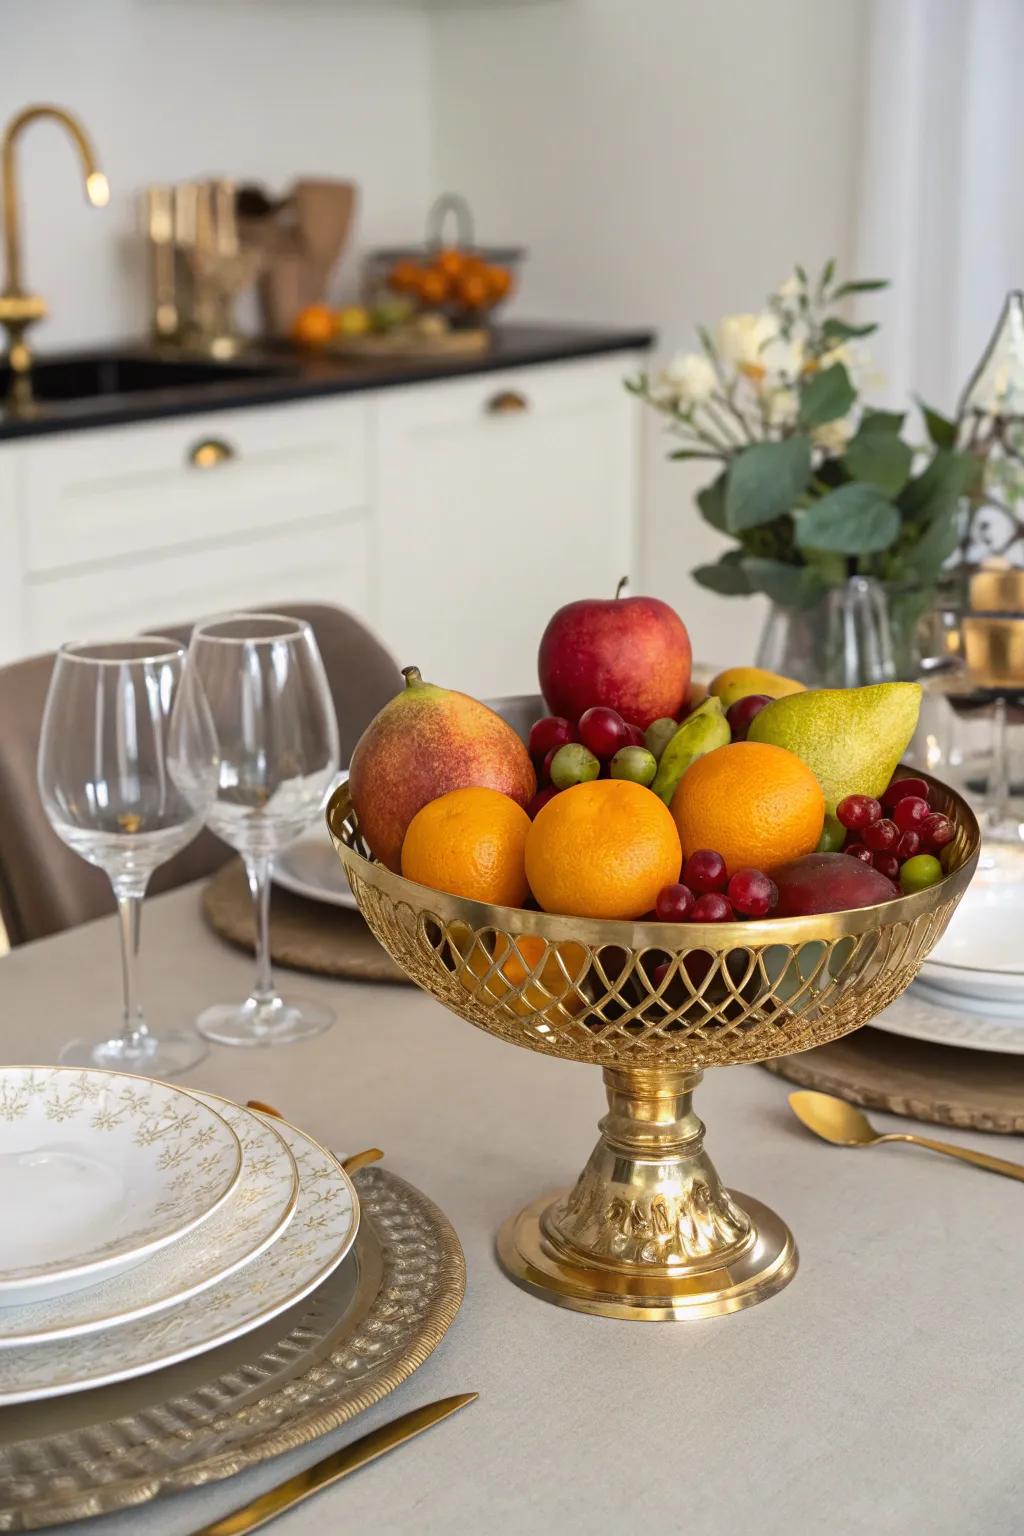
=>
[0,349,644,676]
[375,355,642,696]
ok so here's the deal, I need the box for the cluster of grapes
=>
[654,851,779,924]
[527,706,658,818]
[835,777,953,893]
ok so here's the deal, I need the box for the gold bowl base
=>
[498,1190,797,1321]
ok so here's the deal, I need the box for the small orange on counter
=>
[671,740,824,876]
[388,259,424,293]
[525,779,682,921]
[414,267,450,308]
[401,786,531,908]
[435,247,468,281]
[290,304,336,348]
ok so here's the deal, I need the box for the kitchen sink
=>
[0,350,292,404]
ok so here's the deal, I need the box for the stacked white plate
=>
[874,843,1024,1053]
[0,1066,358,1404]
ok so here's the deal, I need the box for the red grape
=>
[863,818,898,851]
[529,715,575,759]
[690,892,734,922]
[526,786,559,819]
[727,867,778,918]
[872,851,900,881]
[845,843,873,863]
[895,829,920,860]
[683,849,728,894]
[578,706,629,760]
[541,746,558,783]
[836,794,882,831]
[725,694,773,742]
[921,812,954,849]
[624,722,647,748]
[652,960,672,988]
[882,776,930,809]
[893,795,929,832]
[655,883,695,922]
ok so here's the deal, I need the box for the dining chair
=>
[0,604,402,947]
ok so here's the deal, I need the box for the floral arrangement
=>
[630,263,976,610]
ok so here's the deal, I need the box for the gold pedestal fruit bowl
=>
[327,770,979,1322]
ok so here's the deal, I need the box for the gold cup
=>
[327,770,979,1322]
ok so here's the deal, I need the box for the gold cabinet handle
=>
[188,436,236,469]
[486,389,529,415]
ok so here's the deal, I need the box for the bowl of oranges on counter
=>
[327,586,979,1073]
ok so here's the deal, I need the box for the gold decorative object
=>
[0,103,108,408]
[327,769,979,1322]
[0,1168,465,1530]
[789,1090,1024,1181]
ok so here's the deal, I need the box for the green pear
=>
[651,695,731,804]
[747,682,922,813]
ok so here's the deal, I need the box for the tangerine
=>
[401,787,530,907]
[671,741,824,875]
[525,779,682,920]
[290,303,335,348]
[414,268,450,308]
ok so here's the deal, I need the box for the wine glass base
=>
[58,1030,208,1078]
[196,996,334,1048]
[497,1189,798,1321]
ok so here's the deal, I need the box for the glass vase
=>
[755,576,930,688]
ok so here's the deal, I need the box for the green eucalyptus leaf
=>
[696,472,728,532]
[858,409,905,436]
[909,511,960,580]
[918,400,958,450]
[692,555,751,596]
[822,318,878,343]
[741,558,826,609]
[796,484,900,555]
[669,448,721,461]
[898,448,975,522]
[723,437,812,532]
[798,363,856,428]
[842,432,913,495]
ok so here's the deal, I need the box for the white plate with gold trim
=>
[0,1068,242,1306]
[918,844,1024,1007]
[0,1095,298,1346]
[0,1113,358,1404]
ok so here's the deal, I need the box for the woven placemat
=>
[202,858,410,984]
[764,1026,1024,1134]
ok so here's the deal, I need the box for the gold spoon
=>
[789,1091,1024,1183]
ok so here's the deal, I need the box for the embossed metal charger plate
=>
[0,1168,466,1531]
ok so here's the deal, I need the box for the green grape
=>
[644,717,679,762]
[610,746,657,787]
[550,743,600,790]
[816,815,846,853]
[899,854,943,894]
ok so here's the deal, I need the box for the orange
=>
[525,780,682,921]
[414,268,449,307]
[455,270,490,311]
[401,787,530,907]
[290,304,335,348]
[459,931,588,1021]
[671,741,824,876]
[434,247,468,281]
[388,259,423,293]
[483,264,512,302]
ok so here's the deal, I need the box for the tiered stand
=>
[327,770,978,1321]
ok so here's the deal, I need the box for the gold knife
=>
[193,1394,478,1536]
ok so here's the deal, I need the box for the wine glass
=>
[174,613,340,1047]
[37,638,215,1075]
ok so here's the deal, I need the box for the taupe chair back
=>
[0,604,401,947]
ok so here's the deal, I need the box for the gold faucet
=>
[0,103,109,409]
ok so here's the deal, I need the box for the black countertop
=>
[0,323,654,442]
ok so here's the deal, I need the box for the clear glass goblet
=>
[37,638,214,1076]
[174,613,340,1047]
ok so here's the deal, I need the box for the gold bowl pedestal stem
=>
[499,1066,796,1320]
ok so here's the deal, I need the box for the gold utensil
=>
[244,1099,383,1177]
[192,1393,477,1536]
[789,1090,1024,1181]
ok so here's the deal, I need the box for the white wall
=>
[430,0,869,663]
[0,0,434,348]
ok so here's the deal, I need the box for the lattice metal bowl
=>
[326,769,979,1321]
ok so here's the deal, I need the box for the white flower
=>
[661,351,716,406]
[760,332,805,381]
[766,387,799,428]
[811,417,855,455]
[776,274,802,300]
[716,311,779,370]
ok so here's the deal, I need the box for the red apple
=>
[538,585,692,729]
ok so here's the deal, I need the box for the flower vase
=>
[755,576,927,689]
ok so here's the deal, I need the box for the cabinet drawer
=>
[26,514,370,654]
[22,396,370,577]
[376,353,643,432]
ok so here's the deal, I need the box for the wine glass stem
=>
[245,855,277,1005]
[115,891,150,1050]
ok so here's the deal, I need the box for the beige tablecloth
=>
[0,885,1020,1536]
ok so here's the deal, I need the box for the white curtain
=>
[854,0,1024,417]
